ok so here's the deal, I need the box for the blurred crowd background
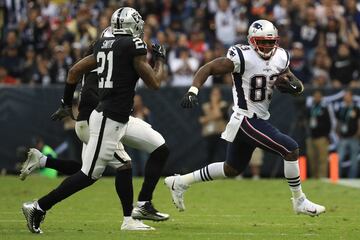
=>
[0,0,359,87]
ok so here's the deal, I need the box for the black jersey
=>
[77,43,100,122]
[77,71,99,121]
[93,35,147,123]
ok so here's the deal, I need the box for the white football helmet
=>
[101,26,114,38]
[247,19,279,59]
[110,7,144,38]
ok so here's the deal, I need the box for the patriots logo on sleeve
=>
[229,49,236,57]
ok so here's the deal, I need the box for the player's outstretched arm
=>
[51,55,97,121]
[181,57,234,108]
[133,55,166,90]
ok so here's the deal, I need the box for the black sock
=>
[138,144,169,201]
[38,171,95,211]
[45,157,82,175]
[115,168,133,216]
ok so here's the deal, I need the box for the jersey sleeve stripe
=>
[284,49,290,71]
[234,46,245,76]
[233,72,247,110]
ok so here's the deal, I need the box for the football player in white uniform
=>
[165,20,325,217]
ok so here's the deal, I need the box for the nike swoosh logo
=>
[171,180,175,191]
[306,209,317,214]
[290,84,297,89]
[27,166,33,171]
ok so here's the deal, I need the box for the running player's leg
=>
[20,120,90,180]
[109,145,154,230]
[122,117,169,220]
[164,133,255,211]
[239,117,325,216]
[22,111,125,233]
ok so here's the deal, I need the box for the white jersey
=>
[226,44,290,120]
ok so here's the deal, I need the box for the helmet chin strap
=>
[256,47,276,59]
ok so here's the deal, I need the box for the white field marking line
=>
[322,179,360,189]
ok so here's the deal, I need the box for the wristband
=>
[63,82,77,106]
[188,86,199,95]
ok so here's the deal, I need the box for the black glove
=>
[50,100,75,121]
[181,92,199,108]
[151,43,166,61]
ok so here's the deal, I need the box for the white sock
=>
[284,160,303,198]
[123,216,132,222]
[39,156,47,168]
[35,201,44,212]
[137,201,147,207]
[181,162,226,185]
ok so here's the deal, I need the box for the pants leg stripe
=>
[244,117,291,153]
[240,124,284,157]
[88,116,107,176]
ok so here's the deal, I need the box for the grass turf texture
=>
[0,176,359,240]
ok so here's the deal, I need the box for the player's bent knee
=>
[151,143,170,160]
[224,162,240,177]
[284,148,299,161]
[117,161,132,171]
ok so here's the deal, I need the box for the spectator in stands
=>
[49,45,72,84]
[289,42,312,85]
[19,6,50,52]
[330,43,359,88]
[320,16,346,57]
[199,87,228,164]
[311,47,332,87]
[214,0,237,48]
[0,45,23,79]
[169,47,199,86]
[0,65,18,85]
[127,95,151,177]
[21,45,38,84]
[292,5,321,63]
[35,54,51,85]
[306,90,331,178]
[336,90,360,178]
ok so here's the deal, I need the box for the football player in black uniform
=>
[21,7,167,233]
[20,27,170,229]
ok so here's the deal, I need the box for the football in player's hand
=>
[274,72,303,95]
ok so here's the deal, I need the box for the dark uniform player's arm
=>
[51,55,97,121]
[133,55,165,90]
[181,57,234,108]
[64,55,97,104]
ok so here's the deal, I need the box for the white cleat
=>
[120,218,155,231]
[292,193,326,217]
[164,174,189,211]
[20,148,44,181]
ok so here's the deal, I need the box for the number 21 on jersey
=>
[97,51,113,88]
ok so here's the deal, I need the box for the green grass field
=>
[0,176,359,240]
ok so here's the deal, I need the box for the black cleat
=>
[131,201,169,221]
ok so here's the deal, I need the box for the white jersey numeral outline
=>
[97,51,113,88]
